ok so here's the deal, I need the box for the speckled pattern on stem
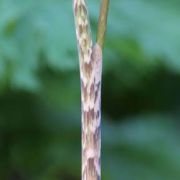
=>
[73,0,102,179]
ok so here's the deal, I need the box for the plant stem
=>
[97,0,110,49]
[73,0,109,179]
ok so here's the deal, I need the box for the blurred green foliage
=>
[0,0,180,179]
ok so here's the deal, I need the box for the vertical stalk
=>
[73,0,109,179]
[97,0,110,49]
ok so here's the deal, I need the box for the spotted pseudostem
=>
[73,0,109,179]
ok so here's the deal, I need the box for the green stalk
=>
[97,0,110,49]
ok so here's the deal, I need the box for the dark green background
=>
[0,0,180,179]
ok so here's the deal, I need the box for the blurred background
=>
[0,0,180,179]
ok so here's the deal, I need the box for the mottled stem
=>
[73,0,108,179]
